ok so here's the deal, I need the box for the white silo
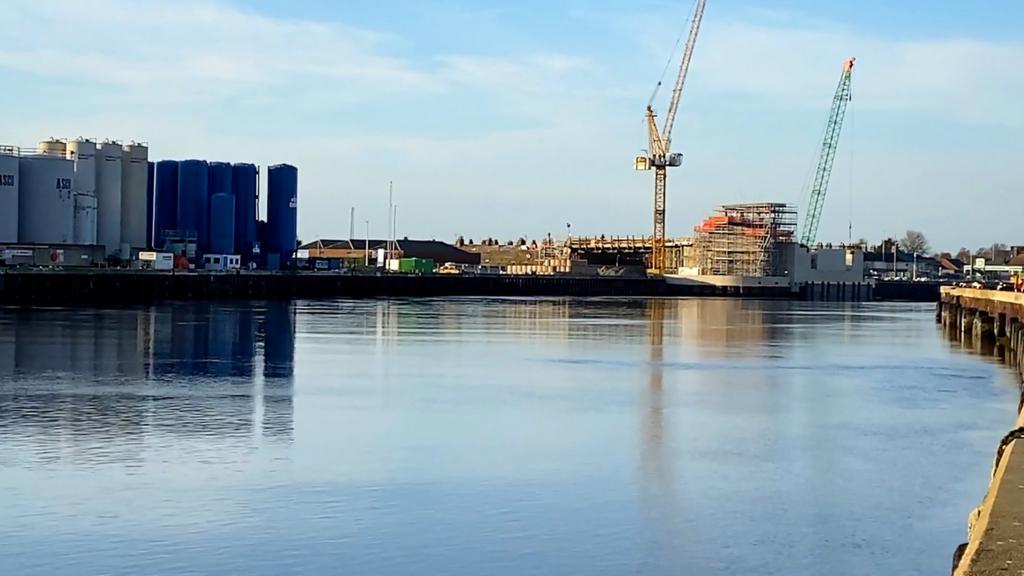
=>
[18,155,75,244]
[95,142,123,255]
[37,139,66,158]
[0,151,18,242]
[66,139,97,196]
[120,142,149,250]
[73,193,98,245]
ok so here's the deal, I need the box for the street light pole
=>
[364,220,370,266]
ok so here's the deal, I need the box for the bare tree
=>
[899,230,930,255]
[955,247,972,262]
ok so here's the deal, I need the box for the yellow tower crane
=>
[635,0,706,275]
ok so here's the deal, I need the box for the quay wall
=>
[0,271,943,304]
[939,288,1024,575]
[0,270,794,303]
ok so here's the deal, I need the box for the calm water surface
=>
[0,299,1018,575]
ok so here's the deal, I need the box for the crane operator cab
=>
[636,153,683,170]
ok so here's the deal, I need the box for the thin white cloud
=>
[0,0,595,111]
[0,0,438,101]
[692,20,1024,127]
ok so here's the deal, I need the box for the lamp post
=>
[364,220,370,266]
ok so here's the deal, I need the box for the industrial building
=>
[300,238,481,269]
[662,202,868,300]
[0,138,298,271]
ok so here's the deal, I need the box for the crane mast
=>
[636,0,706,275]
[800,57,855,246]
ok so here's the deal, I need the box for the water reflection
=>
[0,302,295,459]
[0,298,1016,576]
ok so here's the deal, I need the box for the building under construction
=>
[692,203,797,277]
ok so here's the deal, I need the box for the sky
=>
[1,0,1021,253]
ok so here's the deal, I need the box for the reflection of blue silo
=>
[158,303,258,379]
[262,301,295,440]
[232,163,258,261]
[154,160,179,248]
[266,164,298,264]
[206,305,234,378]
[177,160,209,251]
[263,301,295,379]
[233,308,256,378]
[0,305,282,443]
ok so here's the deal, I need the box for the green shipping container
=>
[398,258,434,273]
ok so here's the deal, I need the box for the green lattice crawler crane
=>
[800,57,855,246]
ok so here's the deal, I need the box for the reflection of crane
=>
[635,0,706,275]
[800,57,855,246]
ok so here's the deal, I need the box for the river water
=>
[0,299,1017,575]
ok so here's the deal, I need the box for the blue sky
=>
[1,0,1021,252]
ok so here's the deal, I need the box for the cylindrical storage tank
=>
[232,163,257,261]
[37,139,66,158]
[95,143,123,256]
[66,139,97,196]
[154,160,179,248]
[208,162,233,197]
[146,161,155,248]
[18,155,74,244]
[266,164,298,262]
[177,160,209,251]
[120,143,149,250]
[0,152,18,242]
[73,193,98,245]
[209,192,235,255]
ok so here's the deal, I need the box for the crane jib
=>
[800,59,855,247]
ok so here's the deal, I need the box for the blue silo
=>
[154,160,179,248]
[266,164,298,263]
[177,160,209,252]
[146,161,155,248]
[232,163,258,261]
[208,192,235,255]
[208,162,233,197]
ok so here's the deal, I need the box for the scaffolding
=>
[694,203,797,277]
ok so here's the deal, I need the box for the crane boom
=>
[800,57,855,246]
[661,0,706,153]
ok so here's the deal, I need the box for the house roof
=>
[1008,254,1024,267]
[938,257,965,271]
[299,238,481,265]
